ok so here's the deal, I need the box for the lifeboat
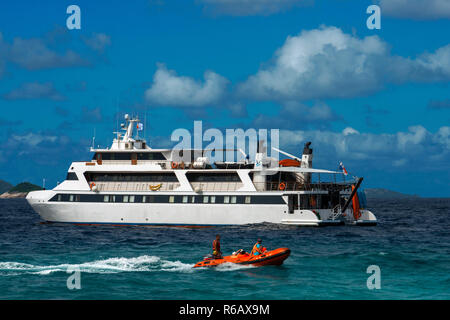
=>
[193,247,290,268]
[279,159,301,167]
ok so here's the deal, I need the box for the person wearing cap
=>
[250,238,265,256]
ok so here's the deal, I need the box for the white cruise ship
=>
[27,115,377,227]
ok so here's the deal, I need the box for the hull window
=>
[48,194,285,204]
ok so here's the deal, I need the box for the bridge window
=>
[66,172,78,180]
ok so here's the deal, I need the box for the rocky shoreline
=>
[0,192,28,199]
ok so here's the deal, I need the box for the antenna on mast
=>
[92,128,96,149]
[144,111,147,144]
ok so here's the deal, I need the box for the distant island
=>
[0,180,13,194]
[364,188,419,199]
[0,181,43,199]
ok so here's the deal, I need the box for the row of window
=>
[49,194,285,205]
[81,172,242,183]
[93,152,166,161]
[84,172,179,182]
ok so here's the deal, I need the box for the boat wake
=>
[0,255,194,275]
[214,262,255,272]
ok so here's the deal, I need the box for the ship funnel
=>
[299,142,313,184]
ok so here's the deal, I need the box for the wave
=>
[0,255,194,275]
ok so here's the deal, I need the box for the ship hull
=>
[26,191,377,227]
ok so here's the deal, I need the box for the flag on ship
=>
[137,123,144,131]
[339,161,348,175]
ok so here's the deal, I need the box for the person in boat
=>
[212,234,222,259]
[251,239,267,256]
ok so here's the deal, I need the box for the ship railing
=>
[92,181,352,193]
[191,182,243,192]
[252,182,353,192]
[95,182,180,192]
[330,205,342,220]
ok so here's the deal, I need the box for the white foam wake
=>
[0,255,194,275]
[214,262,255,272]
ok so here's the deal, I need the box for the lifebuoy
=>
[89,182,96,190]
[279,182,286,190]
[149,183,162,191]
[171,162,178,169]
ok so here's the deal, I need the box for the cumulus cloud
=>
[252,101,339,129]
[82,33,111,53]
[10,132,58,147]
[0,29,94,76]
[3,82,65,101]
[198,0,313,16]
[379,0,450,20]
[280,125,450,169]
[6,37,87,70]
[145,63,229,107]
[228,102,248,118]
[237,26,450,101]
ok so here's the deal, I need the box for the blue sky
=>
[0,0,449,197]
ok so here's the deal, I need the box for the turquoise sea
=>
[0,198,449,300]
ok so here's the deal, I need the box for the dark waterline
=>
[0,198,449,299]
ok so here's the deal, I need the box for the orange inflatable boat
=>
[193,247,291,268]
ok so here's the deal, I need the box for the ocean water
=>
[0,198,449,300]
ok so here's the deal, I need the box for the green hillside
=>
[7,182,43,194]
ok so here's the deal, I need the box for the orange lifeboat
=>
[279,159,301,167]
[193,247,290,268]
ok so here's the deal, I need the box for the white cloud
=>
[82,33,111,53]
[237,26,450,101]
[3,82,64,101]
[10,133,58,147]
[343,127,360,136]
[279,125,450,168]
[7,37,86,70]
[0,30,89,75]
[198,0,312,16]
[144,63,229,107]
[252,101,338,129]
[379,0,450,20]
